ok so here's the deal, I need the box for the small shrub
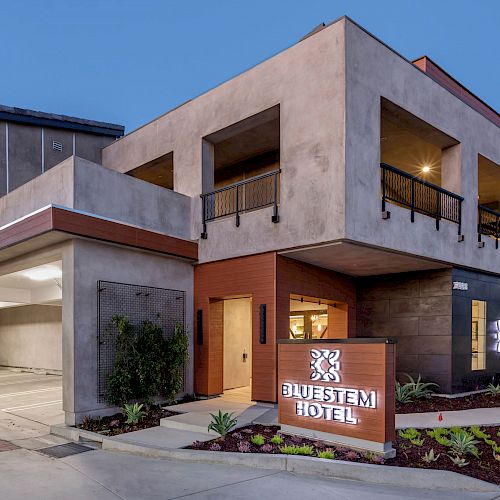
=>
[317,449,335,460]
[123,403,146,425]
[251,434,265,446]
[209,442,222,451]
[270,434,284,445]
[448,430,480,458]
[237,441,251,453]
[422,449,440,463]
[297,445,314,456]
[191,440,204,449]
[279,444,301,455]
[242,428,253,434]
[486,383,500,396]
[207,410,237,437]
[344,450,359,460]
[232,432,243,440]
[261,443,273,453]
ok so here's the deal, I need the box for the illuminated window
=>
[472,300,486,371]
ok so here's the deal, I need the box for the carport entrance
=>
[0,261,64,430]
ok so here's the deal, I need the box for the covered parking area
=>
[0,259,64,429]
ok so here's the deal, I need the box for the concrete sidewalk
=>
[396,407,500,429]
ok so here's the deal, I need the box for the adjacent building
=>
[0,17,498,423]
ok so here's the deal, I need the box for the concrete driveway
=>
[0,368,64,443]
[0,447,496,500]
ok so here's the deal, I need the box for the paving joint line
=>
[169,469,283,499]
[58,453,127,500]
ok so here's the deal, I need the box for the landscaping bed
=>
[189,424,500,484]
[397,392,500,414]
[77,405,178,436]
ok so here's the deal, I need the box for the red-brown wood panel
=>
[413,57,500,127]
[52,207,198,260]
[0,208,53,250]
[276,255,357,342]
[278,342,395,444]
[194,252,276,401]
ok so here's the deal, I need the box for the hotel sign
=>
[278,341,395,447]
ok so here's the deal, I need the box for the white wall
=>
[0,304,62,371]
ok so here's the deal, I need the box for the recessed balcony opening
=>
[127,151,174,190]
[380,98,463,233]
[200,105,280,237]
[477,155,500,246]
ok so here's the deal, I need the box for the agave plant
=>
[123,402,146,425]
[447,454,469,467]
[448,430,480,458]
[207,410,237,437]
[406,374,439,399]
[422,448,440,463]
[486,383,500,396]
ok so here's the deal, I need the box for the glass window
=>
[471,300,486,371]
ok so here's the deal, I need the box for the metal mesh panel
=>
[97,281,185,403]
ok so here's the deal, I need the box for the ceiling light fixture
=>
[22,265,62,281]
[422,165,430,173]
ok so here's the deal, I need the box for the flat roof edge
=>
[0,104,125,137]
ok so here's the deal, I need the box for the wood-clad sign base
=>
[278,339,396,457]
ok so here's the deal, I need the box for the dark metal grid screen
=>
[97,281,185,403]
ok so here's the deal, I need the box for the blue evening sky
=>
[1,1,498,132]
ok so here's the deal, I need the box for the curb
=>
[50,425,500,494]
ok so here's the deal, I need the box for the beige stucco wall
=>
[344,19,500,275]
[0,304,62,372]
[102,20,348,262]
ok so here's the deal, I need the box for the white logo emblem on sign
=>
[310,349,340,382]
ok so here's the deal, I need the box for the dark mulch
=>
[76,405,179,436]
[396,393,500,414]
[188,424,500,484]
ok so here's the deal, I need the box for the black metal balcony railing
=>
[478,205,500,248]
[200,169,280,238]
[381,163,464,235]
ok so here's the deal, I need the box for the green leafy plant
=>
[123,403,146,425]
[279,444,301,455]
[270,434,284,445]
[411,437,425,446]
[317,449,335,459]
[486,383,500,396]
[422,449,440,463]
[296,445,314,456]
[106,317,139,405]
[207,410,237,437]
[448,429,480,458]
[251,434,265,446]
[398,428,421,441]
[447,455,469,468]
[427,428,451,446]
[105,317,189,406]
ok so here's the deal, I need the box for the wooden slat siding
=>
[413,57,500,128]
[276,255,357,343]
[0,206,198,261]
[194,252,276,401]
[0,208,53,250]
[51,207,198,260]
[208,299,224,393]
[278,342,396,444]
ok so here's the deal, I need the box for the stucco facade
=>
[0,16,499,421]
